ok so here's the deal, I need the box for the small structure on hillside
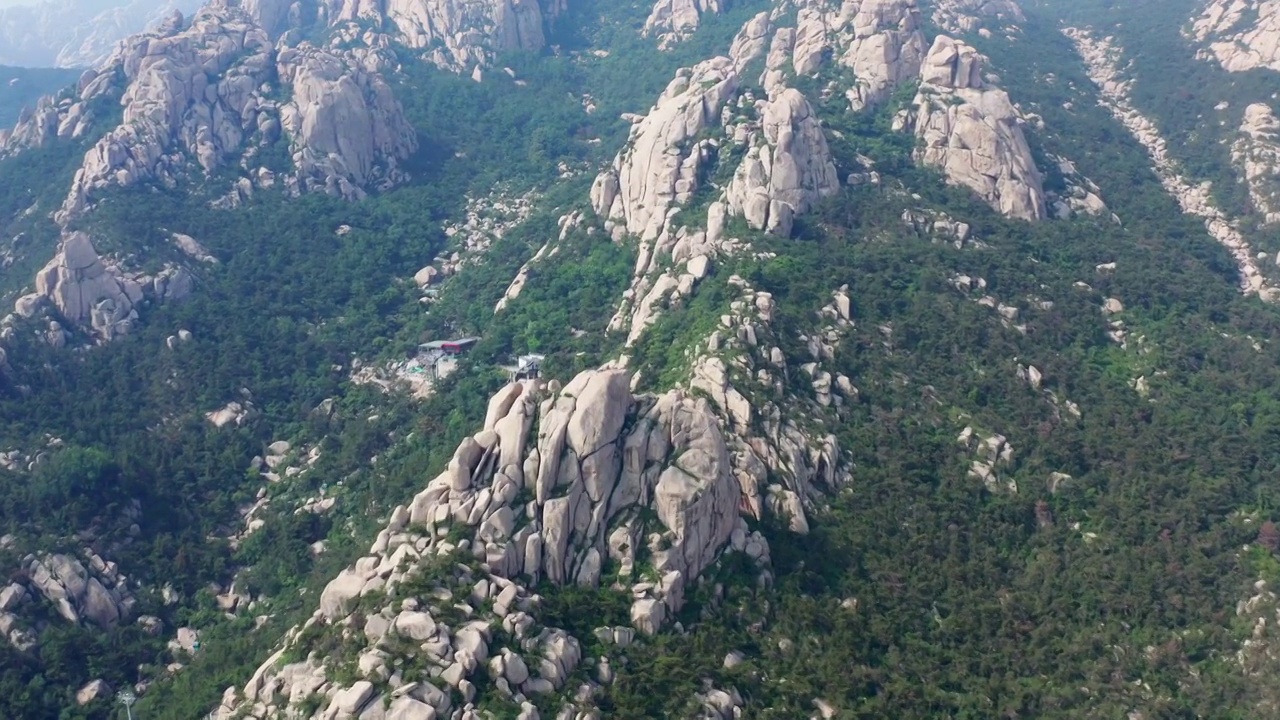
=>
[415,337,480,381]
[513,354,545,380]
[420,337,479,356]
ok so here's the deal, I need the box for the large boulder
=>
[1191,0,1280,73]
[590,57,739,241]
[725,88,840,236]
[902,36,1047,221]
[643,0,724,48]
[25,553,133,628]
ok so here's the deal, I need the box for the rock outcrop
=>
[75,678,111,706]
[3,5,417,219]
[22,552,135,629]
[0,3,417,340]
[1046,155,1110,220]
[324,368,758,633]
[958,425,1017,493]
[836,0,929,111]
[385,369,749,621]
[212,370,774,718]
[644,0,725,49]
[314,0,558,72]
[14,231,193,342]
[1234,102,1280,225]
[56,6,277,217]
[724,88,840,236]
[758,0,926,111]
[685,276,847,526]
[931,0,1025,36]
[899,36,1047,221]
[1066,27,1279,301]
[276,44,417,198]
[591,58,739,241]
[1190,0,1280,73]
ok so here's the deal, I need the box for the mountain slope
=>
[0,65,81,125]
[3,0,1280,718]
[0,0,203,68]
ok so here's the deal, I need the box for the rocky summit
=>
[900,34,1047,221]
[4,0,1280,717]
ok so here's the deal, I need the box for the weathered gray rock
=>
[932,0,1025,35]
[1234,103,1280,225]
[725,88,840,235]
[212,365,787,718]
[838,0,929,110]
[643,0,724,49]
[319,568,369,619]
[25,553,133,628]
[729,12,772,71]
[76,679,110,706]
[902,36,1046,221]
[0,583,28,612]
[29,232,142,341]
[5,4,416,219]
[317,0,557,73]
[1191,0,1280,73]
[591,58,739,241]
[385,695,437,720]
[276,43,418,200]
[56,6,277,217]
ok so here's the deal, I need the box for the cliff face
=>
[2,5,418,340]
[898,35,1047,221]
[240,0,560,71]
[8,5,419,220]
[1234,102,1280,226]
[213,370,774,718]
[1191,0,1280,73]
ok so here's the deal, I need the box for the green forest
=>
[1,0,1280,717]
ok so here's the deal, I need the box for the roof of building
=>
[419,337,480,351]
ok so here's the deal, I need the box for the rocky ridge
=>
[584,6,1053,536]
[1189,0,1280,73]
[0,0,202,68]
[930,0,1025,37]
[896,35,1047,221]
[765,0,928,112]
[0,3,421,205]
[2,4,417,341]
[686,275,848,526]
[213,369,774,718]
[643,0,725,49]
[316,0,560,74]
[1234,102,1280,226]
[23,5,419,218]
[1065,27,1279,301]
[587,49,838,344]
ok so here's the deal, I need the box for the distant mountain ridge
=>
[0,65,79,124]
[0,0,202,68]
